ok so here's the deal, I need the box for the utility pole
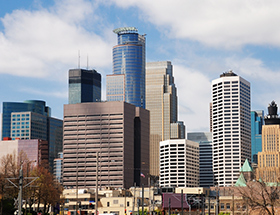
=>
[142,184,144,215]
[7,164,38,215]
[215,186,219,215]
[18,165,23,215]
[95,152,99,215]
[181,189,183,215]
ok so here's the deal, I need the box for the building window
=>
[226,203,230,210]
[107,202,110,207]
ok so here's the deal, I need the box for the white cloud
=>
[109,0,280,49]
[0,0,114,80]
[173,64,211,132]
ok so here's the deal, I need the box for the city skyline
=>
[1,0,280,132]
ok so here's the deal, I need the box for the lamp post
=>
[95,152,99,215]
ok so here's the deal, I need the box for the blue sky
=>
[1,0,280,132]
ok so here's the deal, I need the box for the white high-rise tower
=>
[211,71,251,186]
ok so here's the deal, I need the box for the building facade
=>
[54,152,63,183]
[159,139,199,188]
[1,100,62,173]
[187,132,214,187]
[258,101,280,182]
[63,101,149,189]
[68,68,101,104]
[0,139,49,165]
[146,61,185,177]
[107,27,146,108]
[251,110,264,164]
[2,100,50,140]
[211,71,251,186]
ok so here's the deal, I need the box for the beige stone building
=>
[62,187,161,215]
[146,61,185,177]
[258,101,280,182]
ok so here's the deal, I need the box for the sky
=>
[1,0,280,132]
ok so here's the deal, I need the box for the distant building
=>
[187,132,214,187]
[68,68,101,104]
[107,27,146,108]
[146,61,185,177]
[251,110,264,164]
[63,101,149,189]
[2,100,50,140]
[258,101,280,182]
[159,139,199,188]
[54,152,63,183]
[1,100,62,173]
[0,139,48,165]
[211,71,251,186]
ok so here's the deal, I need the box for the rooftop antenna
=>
[87,54,89,70]
[78,50,80,68]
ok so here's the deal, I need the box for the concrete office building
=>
[68,68,101,104]
[258,101,280,182]
[63,101,149,189]
[2,100,62,173]
[107,27,146,108]
[159,139,199,188]
[187,132,214,187]
[0,139,48,165]
[146,61,185,177]
[251,110,264,164]
[211,71,251,186]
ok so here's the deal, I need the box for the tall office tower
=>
[68,69,101,104]
[146,61,185,177]
[2,100,62,173]
[211,71,251,186]
[63,101,149,189]
[159,139,199,188]
[251,110,264,164]
[187,132,214,187]
[258,101,280,182]
[107,27,146,108]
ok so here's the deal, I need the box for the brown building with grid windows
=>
[63,101,149,189]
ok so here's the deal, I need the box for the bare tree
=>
[236,180,280,215]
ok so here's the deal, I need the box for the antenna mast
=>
[78,50,80,68]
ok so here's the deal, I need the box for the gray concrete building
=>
[63,101,149,189]
[187,132,214,187]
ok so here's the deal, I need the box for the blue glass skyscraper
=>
[2,100,62,173]
[107,27,146,108]
[2,100,50,140]
[68,68,101,104]
[251,110,264,163]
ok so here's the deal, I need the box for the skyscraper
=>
[2,100,62,173]
[2,100,50,140]
[258,101,280,182]
[146,61,185,176]
[211,71,251,186]
[107,27,146,108]
[251,110,264,164]
[68,68,101,104]
[187,132,214,187]
[63,101,149,189]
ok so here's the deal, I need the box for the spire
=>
[235,173,247,187]
[240,159,253,172]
